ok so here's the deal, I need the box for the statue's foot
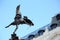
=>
[5,26,9,28]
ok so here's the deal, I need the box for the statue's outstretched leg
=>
[5,24,11,28]
[13,25,18,33]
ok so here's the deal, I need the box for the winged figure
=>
[5,5,34,33]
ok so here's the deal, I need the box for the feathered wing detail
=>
[24,19,34,26]
[16,5,20,14]
[23,16,34,26]
[15,5,22,20]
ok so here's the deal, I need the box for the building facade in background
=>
[20,13,60,40]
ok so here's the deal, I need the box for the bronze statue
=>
[5,5,34,33]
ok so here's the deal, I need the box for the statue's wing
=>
[16,5,20,14]
[23,18,34,26]
[14,5,22,19]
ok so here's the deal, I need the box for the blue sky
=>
[0,0,60,40]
